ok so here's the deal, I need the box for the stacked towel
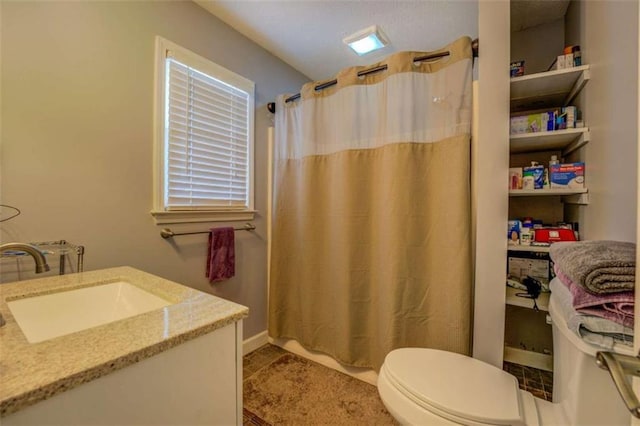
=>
[549,240,635,348]
[549,278,633,350]
[549,240,635,294]
[554,265,634,328]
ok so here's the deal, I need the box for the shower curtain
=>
[269,36,473,370]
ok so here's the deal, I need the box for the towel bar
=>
[160,223,255,239]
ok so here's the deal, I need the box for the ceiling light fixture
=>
[343,25,389,56]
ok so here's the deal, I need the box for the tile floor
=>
[503,361,554,402]
[243,344,288,380]
[242,344,288,426]
[242,345,554,425]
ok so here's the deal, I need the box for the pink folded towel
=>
[555,265,634,328]
[206,227,235,283]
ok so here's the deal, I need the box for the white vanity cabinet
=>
[3,321,243,425]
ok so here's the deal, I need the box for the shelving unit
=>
[505,282,554,371]
[504,63,590,372]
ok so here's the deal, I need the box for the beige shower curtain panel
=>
[269,36,473,370]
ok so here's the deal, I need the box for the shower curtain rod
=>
[267,38,478,113]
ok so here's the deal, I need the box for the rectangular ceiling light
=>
[343,25,389,56]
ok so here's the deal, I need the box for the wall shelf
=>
[562,192,590,205]
[510,65,590,112]
[510,127,590,155]
[504,346,553,371]
[509,188,588,196]
[506,287,550,312]
[507,245,551,253]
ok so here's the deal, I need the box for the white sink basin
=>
[7,281,171,343]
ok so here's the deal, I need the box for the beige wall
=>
[565,0,638,242]
[511,18,565,75]
[0,1,309,338]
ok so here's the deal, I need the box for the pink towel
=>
[206,227,235,283]
[555,265,634,328]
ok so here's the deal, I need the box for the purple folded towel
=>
[555,265,634,329]
[206,227,235,283]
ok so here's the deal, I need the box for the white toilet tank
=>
[549,296,631,425]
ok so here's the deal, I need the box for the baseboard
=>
[268,337,379,386]
[243,330,269,355]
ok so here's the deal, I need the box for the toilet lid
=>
[383,348,523,425]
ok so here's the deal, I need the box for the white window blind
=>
[165,57,251,210]
[152,36,255,226]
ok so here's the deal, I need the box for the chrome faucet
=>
[0,242,50,273]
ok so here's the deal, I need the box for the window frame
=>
[151,36,256,224]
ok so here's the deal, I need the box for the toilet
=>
[378,294,632,425]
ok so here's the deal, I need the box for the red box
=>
[534,228,577,243]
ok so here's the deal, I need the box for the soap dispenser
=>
[546,155,560,189]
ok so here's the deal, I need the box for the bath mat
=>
[243,353,396,425]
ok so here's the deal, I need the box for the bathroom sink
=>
[7,281,171,343]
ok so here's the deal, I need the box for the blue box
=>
[550,163,585,189]
[523,165,545,189]
[510,61,525,77]
[508,220,522,244]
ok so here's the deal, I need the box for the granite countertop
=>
[0,266,249,417]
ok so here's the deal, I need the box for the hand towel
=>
[549,240,636,294]
[206,227,235,283]
[554,265,634,329]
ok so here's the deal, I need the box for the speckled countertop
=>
[0,266,249,417]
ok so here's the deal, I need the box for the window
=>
[152,37,255,224]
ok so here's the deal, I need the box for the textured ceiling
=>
[196,0,570,82]
[195,0,479,81]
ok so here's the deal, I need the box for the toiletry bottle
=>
[547,156,560,189]
[520,218,534,246]
[572,46,582,66]
[543,168,550,189]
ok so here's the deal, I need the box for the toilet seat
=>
[380,348,531,425]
